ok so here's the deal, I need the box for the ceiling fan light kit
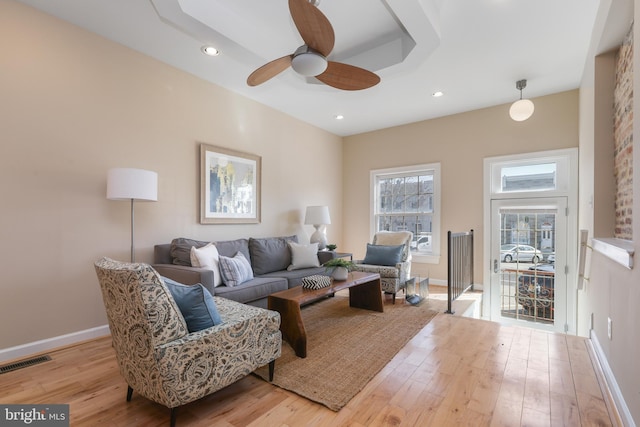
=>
[291,46,328,76]
[509,79,535,121]
[247,0,380,91]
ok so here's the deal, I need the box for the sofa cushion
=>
[219,252,254,287]
[170,237,209,266]
[190,243,222,287]
[249,235,297,275]
[162,276,222,332]
[214,277,288,304]
[214,238,251,263]
[260,266,329,289]
[154,244,173,264]
[362,244,404,266]
[287,241,320,271]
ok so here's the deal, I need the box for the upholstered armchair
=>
[94,258,282,427]
[353,231,413,303]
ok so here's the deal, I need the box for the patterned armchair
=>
[353,231,413,303]
[94,258,282,427]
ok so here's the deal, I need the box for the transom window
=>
[489,153,571,196]
[371,163,441,260]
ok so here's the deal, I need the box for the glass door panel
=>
[490,198,567,331]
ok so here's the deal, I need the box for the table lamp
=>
[305,205,331,250]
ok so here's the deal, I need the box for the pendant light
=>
[509,79,535,121]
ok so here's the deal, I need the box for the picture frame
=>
[200,143,261,224]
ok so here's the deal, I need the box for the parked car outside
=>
[500,244,543,263]
[547,253,556,263]
[410,236,431,251]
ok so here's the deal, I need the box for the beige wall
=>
[4,3,638,421]
[343,91,579,283]
[577,0,639,422]
[0,1,342,350]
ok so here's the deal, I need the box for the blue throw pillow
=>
[362,244,404,266]
[162,277,222,332]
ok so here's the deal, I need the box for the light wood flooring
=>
[0,293,617,426]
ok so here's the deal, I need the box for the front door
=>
[490,197,567,332]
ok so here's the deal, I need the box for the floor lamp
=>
[107,168,158,262]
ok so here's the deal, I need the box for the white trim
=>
[427,278,447,286]
[591,238,634,269]
[0,325,110,363]
[590,331,636,427]
[488,148,575,197]
[483,148,579,334]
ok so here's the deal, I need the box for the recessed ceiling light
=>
[201,46,219,56]
[335,114,344,120]
[432,91,444,97]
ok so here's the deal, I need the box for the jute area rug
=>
[254,292,439,411]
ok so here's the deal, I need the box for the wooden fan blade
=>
[247,55,293,86]
[288,0,335,57]
[316,61,381,91]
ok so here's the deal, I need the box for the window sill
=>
[592,238,635,269]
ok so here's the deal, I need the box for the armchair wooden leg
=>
[268,360,276,382]
[126,386,133,402]
[170,407,177,427]
[392,292,396,304]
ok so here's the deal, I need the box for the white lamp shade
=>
[509,99,535,122]
[107,168,158,201]
[304,205,331,225]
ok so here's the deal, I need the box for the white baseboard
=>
[590,330,636,427]
[427,280,483,291]
[0,325,110,364]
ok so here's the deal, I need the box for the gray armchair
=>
[94,258,282,426]
[353,231,413,303]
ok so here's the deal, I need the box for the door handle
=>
[493,259,499,273]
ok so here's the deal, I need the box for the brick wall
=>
[613,23,633,239]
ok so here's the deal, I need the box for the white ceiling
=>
[15,0,633,136]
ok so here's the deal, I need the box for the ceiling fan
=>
[246,0,381,91]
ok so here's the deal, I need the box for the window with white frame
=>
[371,163,441,260]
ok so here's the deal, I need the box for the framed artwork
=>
[200,143,261,224]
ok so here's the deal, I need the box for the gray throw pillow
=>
[362,244,404,266]
[170,237,209,266]
[213,238,251,261]
[249,235,297,275]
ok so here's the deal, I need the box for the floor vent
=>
[0,355,52,374]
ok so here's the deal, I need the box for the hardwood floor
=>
[0,295,617,427]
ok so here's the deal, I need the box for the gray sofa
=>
[153,236,335,308]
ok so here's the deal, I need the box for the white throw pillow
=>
[287,242,320,271]
[190,243,222,287]
[218,252,254,287]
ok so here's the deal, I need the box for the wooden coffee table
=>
[268,271,383,358]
